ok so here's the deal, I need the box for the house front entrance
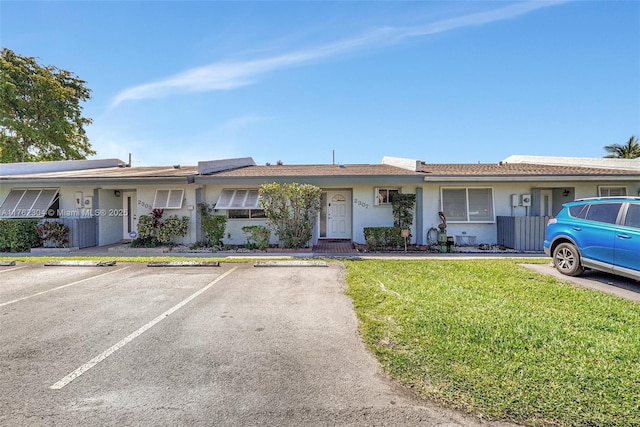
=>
[122,191,138,240]
[319,191,352,240]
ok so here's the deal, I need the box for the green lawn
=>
[344,259,640,427]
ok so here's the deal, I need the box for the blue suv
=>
[544,197,640,281]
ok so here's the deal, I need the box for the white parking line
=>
[0,266,27,274]
[50,266,238,390]
[0,267,129,307]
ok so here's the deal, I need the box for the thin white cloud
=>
[111,1,567,107]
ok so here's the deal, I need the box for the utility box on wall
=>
[521,194,532,207]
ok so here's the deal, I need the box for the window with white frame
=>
[441,188,494,222]
[0,188,59,218]
[215,189,265,219]
[598,186,627,197]
[227,209,267,219]
[153,189,184,209]
[374,188,400,206]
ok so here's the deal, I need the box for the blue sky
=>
[2,1,639,166]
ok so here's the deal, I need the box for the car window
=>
[624,203,640,229]
[568,204,588,219]
[584,203,622,224]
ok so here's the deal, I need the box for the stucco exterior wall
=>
[201,186,276,246]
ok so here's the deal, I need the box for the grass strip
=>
[344,259,640,427]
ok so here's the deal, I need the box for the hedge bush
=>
[36,221,70,248]
[0,219,41,252]
[242,225,271,250]
[363,227,404,250]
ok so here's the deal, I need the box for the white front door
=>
[326,191,351,239]
[122,191,138,240]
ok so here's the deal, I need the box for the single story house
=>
[1,155,638,251]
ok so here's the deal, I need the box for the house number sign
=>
[353,198,369,209]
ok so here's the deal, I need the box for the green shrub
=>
[0,219,40,252]
[157,215,190,245]
[363,227,404,250]
[198,203,227,247]
[36,221,69,248]
[241,225,271,249]
[131,210,190,247]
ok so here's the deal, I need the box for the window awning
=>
[214,189,260,209]
[153,189,184,209]
[0,188,59,218]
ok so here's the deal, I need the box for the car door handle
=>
[617,234,631,239]
[572,227,582,231]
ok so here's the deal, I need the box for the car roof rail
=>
[573,196,640,202]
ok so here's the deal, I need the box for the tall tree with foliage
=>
[603,136,640,159]
[0,48,95,163]
[259,182,322,249]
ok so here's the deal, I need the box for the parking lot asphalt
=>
[0,262,515,427]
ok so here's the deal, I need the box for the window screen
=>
[374,188,399,205]
[0,188,59,218]
[441,188,494,222]
[442,189,468,221]
[599,187,627,197]
[153,189,184,209]
[468,189,493,221]
[215,190,261,209]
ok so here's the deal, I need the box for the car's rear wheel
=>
[552,242,584,276]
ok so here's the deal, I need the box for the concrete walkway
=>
[1,242,547,260]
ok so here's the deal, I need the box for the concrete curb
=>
[254,260,328,267]
[44,260,117,267]
[147,261,220,267]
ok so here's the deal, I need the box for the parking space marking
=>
[0,265,27,274]
[0,267,129,307]
[50,266,238,390]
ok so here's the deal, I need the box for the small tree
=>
[259,182,322,249]
[391,193,416,230]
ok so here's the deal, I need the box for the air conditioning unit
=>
[521,194,532,207]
